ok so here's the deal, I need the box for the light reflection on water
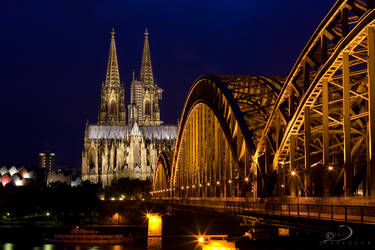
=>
[1,244,136,250]
[3,243,13,250]
[147,213,162,249]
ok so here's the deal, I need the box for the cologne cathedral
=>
[81,29,177,186]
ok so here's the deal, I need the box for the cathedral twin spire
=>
[105,28,121,87]
[99,28,160,126]
[98,28,125,125]
[140,28,154,88]
[105,27,154,88]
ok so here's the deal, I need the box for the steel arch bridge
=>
[152,0,375,201]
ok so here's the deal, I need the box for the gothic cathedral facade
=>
[81,29,177,186]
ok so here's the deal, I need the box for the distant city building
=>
[0,165,36,187]
[38,152,56,172]
[46,165,81,187]
[47,171,71,186]
[81,28,177,186]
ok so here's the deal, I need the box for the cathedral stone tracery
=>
[81,28,177,186]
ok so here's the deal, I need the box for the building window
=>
[110,101,116,115]
[145,101,151,115]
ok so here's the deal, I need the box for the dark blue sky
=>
[0,0,335,167]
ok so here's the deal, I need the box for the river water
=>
[1,243,144,250]
[0,210,333,249]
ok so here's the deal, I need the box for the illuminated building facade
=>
[81,29,177,186]
[128,29,163,126]
[38,152,56,172]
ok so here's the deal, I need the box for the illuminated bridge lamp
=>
[207,182,210,186]
[228,180,232,184]
[216,181,220,185]
[187,186,190,189]
[245,177,249,182]
[199,184,202,187]
[181,186,184,190]
[328,166,334,171]
[192,185,195,188]
[291,171,296,176]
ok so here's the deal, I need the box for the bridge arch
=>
[253,0,375,198]
[152,151,172,197]
[163,75,281,198]
[153,0,375,200]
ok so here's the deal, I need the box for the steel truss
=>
[254,0,375,198]
[152,0,375,199]
[153,151,172,193]
[152,76,281,198]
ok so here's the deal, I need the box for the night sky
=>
[0,0,335,167]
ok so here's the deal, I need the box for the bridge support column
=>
[289,87,297,197]
[289,135,297,197]
[322,78,330,196]
[304,106,312,196]
[368,27,375,197]
[343,52,353,196]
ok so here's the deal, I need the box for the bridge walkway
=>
[151,198,375,225]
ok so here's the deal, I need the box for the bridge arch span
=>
[153,0,375,200]
[162,75,281,198]
[152,151,172,197]
[253,0,375,198]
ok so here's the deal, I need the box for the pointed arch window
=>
[110,100,116,115]
[145,101,151,115]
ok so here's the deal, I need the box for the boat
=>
[45,226,133,244]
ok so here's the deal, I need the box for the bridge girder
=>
[153,151,172,194]
[152,0,375,200]
[254,0,375,198]
[153,75,280,198]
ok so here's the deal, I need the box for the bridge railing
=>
[151,198,375,224]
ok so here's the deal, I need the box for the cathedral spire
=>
[105,27,120,86]
[140,28,154,87]
[98,28,126,125]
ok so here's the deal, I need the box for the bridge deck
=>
[152,199,375,225]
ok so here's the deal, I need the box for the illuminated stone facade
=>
[128,29,163,126]
[81,29,177,186]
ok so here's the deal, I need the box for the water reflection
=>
[43,244,53,250]
[147,213,162,249]
[3,243,14,250]
[2,244,129,250]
